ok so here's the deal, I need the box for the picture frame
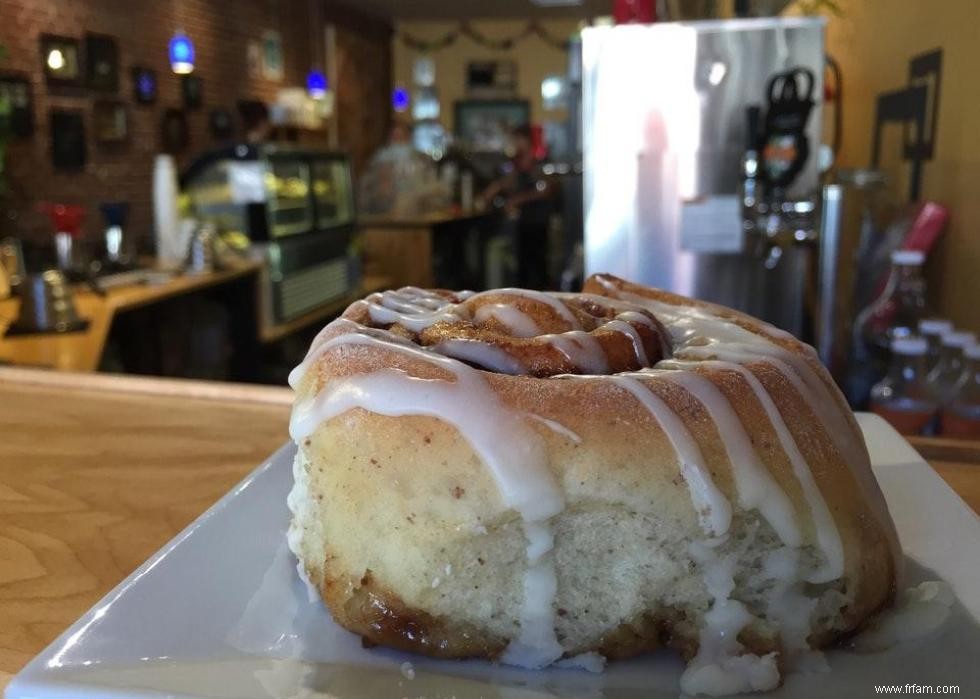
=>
[0,72,34,138]
[246,40,262,80]
[161,108,189,153]
[260,31,284,82]
[85,33,119,92]
[181,74,203,110]
[40,34,82,88]
[208,108,234,140]
[131,66,157,105]
[454,99,530,151]
[466,61,517,98]
[93,100,128,144]
[50,110,86,169]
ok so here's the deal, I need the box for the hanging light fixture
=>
[306,70,328,99]
[392,87,410,113]
[169,31,195,74]
[304,0,330,101]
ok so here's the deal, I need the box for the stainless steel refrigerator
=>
[582,17,825,337]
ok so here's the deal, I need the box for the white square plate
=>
[7,414,980,698]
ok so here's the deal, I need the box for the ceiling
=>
[354,0,612,21]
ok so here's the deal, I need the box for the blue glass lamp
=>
[169,32,195,74]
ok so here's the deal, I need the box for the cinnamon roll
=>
[287,276,900,696]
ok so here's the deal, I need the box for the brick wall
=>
[0,0,391,254]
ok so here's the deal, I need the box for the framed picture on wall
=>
[260,31,284,82]
[161,108,189,153]
[40,34,82,87]
[131,66,157,105]
[208,108,234,140]
[182,75,203,109]
[93,100,128,143]
[0,73,34,138]
[85,33,119,92]
[454,99,529,152]
[246,40,262,80]
[50,110,86,169]
[466,61,517,98]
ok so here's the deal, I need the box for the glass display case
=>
[182,144,360,324]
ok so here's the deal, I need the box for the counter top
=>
[0,267,392,371]
[0,262,263,371]
[358,209,493,228]
[1,368,978,690]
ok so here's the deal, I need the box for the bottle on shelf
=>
[870,335,937,436]
[918,318,953,372]
[927,330,977,405]
[855,249,929,354]
[941,343,980,438]
[847,249,929,407]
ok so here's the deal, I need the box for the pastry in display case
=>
[182,144,360,325]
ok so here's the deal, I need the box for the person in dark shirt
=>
[479,125,555,290]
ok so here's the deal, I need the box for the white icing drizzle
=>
[608,367,782,694]
[692,360,844,584]
[432,338,527,375]
[365,299,462,332]
[289,327,565,668]
[609,375,731,537]
[473,303,540,338]
[528,415,583,444]
[681,342,865,472]
[615,309,659,330]
[602,319,649,365]
[555,652,607,673]
[613,287,900,581]
[656,370,802,548]
[851,581,953,652]
[543,331,611,375]
[468,288,582,329]
[680,541,780,696]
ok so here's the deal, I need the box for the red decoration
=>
[39,202,86,237]
[613,0,656,24]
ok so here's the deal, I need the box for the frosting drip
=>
[290,328,566,668]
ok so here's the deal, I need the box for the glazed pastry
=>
[287,276,900,696]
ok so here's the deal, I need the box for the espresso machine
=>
[582,17,827,338]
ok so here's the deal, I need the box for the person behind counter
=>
[479,125,556,290]
[238,100,273,144]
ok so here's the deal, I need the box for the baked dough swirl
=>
[287,275,900,696]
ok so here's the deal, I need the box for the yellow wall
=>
[819,0,980,333]
[391,19,581,131]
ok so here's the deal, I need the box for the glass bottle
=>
[927,330,976,405]
[918,318,952,372]
[848,250,929,408]
[941,343,980,438]
[855,249,928,354]
[871,336,937,436]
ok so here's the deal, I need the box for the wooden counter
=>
[0,262,262,371]
[1,368,978,690]
[360,210,495,289]
[0,267,392,371]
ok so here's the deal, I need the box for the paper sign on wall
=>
[679,195,744,253]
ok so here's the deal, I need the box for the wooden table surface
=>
[0,368,977,692]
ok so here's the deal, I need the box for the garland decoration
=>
[397,20,572,53]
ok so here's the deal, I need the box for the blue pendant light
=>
[169,32,195,74]
[306,70,328,99]
[392,87,410,113]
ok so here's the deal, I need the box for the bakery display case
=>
[182,144,360,325]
